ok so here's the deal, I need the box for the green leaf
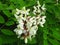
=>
[28,38,36,44]
[43,28,48,45]
[46,4,54,14]
[0,2,8,10]
[0,35,17,44]
[0,15,5,23]
[48,38,60,45]
[46,4,57,24]
[10,0,25,8]
[43,39,48,45]
[50,27,60,40]
[43,32,47,39]
[5,20,14,26]
[3,10,12,17]
[25,0,36,7]
[7,4,15,10]
[46,12,57,24]
[0,2,3,10]
[45,0,55,3]
[18,0,26,7]
[53,31,60,40]
[0,37,3,44]
[1,29,14,36]
[53,5,60,19]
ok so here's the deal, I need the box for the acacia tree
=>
[0,0,60,45]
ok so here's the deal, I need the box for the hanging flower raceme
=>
[14,1,46,43]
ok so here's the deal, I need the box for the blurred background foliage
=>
[0,0,60,45]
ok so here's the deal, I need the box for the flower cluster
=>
[14,1,46,43]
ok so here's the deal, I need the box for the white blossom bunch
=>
[14,1,46,43]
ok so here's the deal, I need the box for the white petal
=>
[41,4,46,10]
[25,38,28,43]
[27,9,30,12]
[14,14,18,19]
[16,8,20,12]
[18,30,22,34]
[42,16,46,19]
[33,6,36,9]
[40,24,44,27]
[22,7,26,10]
[37,1,41,7]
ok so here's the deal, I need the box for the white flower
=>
[15,7,30,15]
[37,1,41,7]
[33,1,46,15]
[29,25,38,36]
[17,23,24,30]
[16,8,21,15]
[19,7,30,16]
[14,14,18,19]
[41,4,46,11]
[25,38,28,43]
[14,28,23,38]
[29,16,37,25]
[14,1,46,43]
[33,6,37,15]
[21,7,30,15]
[39,16,46,27]
[26,22,32,30]
[33,1,41,15]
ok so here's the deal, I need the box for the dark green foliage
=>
[5,20,14,26]
[1,29,14,36]
[0,35,17,44]
[0,0,60,45]
[28,38,37,44]
[0,15,5,23]
[3,10,12,17]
